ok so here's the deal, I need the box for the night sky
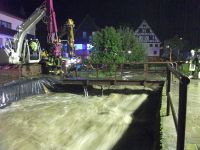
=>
[1,0,200,47]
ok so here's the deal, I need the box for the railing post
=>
[121,64,123,79]
[96,64,99,79]
[114,64,117,80]
[144,63,148,80]
[166,66,171,116]
[176,77,189,150]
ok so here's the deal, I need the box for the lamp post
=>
[128,50,132,62]
[166,45,172,62]
[178,37,182,62]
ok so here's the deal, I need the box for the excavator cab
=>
[23,39,41,63]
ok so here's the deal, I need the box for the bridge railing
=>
[166,63,190,150]
[72,61,174,80]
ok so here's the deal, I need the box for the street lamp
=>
[128,50,132,62]
[178,37,182,62]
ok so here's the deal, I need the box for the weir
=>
[0,77,164,150]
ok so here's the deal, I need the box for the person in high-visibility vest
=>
[30,41,38,52]
[29,41,38,59]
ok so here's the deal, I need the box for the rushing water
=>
[0,88,150,150]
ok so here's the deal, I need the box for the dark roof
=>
[75,15,99,43]
[76,14,99,33]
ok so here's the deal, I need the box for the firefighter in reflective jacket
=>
[55,56,63,75]
[30,41,37,51]
[47,56,54,73]
[29,41,38,59]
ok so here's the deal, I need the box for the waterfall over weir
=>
[0,77,163,150]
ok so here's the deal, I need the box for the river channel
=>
[0,87,152,150]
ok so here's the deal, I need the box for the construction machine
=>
[0,0,61,77]
[58,18,75,58]
[57,19,82,77]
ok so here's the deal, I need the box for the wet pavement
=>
[162,79,200,150]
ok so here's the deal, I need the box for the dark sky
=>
[1,0,200,46]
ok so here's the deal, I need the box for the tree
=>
[91,26,146,64]
[91,26,123,64]
[162,35,188,61]
[117,26,146,62]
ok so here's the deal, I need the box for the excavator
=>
[0,0,61,76]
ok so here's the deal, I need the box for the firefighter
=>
[29,40,38,59]
[47,56,55,74]
[30,41,38,51]
[55,56,64,75]
[40,49,49,74]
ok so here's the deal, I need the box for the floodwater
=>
[0,89,149,150]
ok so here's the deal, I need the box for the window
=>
[146,29,150,33]
[149,44,153,47]
[0,20,12,29]
[154,51,157,55]
[138,28,142,33]
[155,44,158,47]
[149,35,153,40]
[149,35,155,41]
[83,32,87,39]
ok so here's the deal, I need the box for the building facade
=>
[135,20,161,61]
[0,10,35,48]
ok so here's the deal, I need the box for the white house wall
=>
[148,46,160,56]
[0,13,36,35]
[0,13,23,30]
[135,20,161,57]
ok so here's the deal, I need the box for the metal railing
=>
[65,61,173,80]
[166,64,190,150]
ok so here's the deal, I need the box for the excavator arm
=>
[14,5,46,57]
[0,4,47,64]
[58,19,75,57]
